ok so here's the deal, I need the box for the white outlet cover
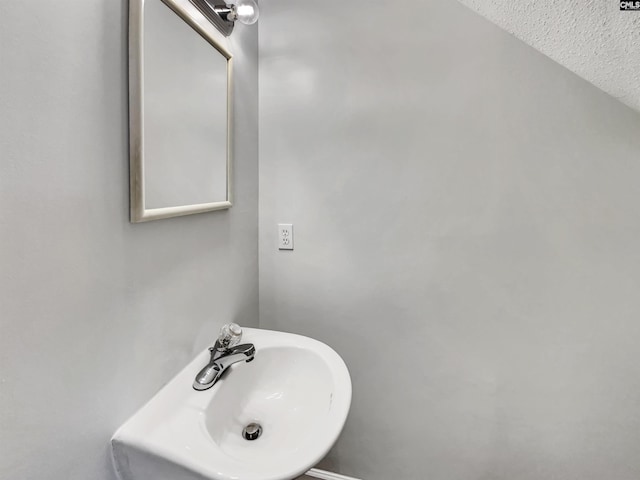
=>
[278,224,293,250]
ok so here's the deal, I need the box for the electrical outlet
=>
[278,224,294,250]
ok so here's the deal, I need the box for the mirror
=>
[129,0,233,223]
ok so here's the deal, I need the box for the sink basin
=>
[111,328,352,480]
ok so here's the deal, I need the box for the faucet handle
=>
[215,323,242,351]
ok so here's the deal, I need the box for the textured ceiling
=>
[457,0,640,113]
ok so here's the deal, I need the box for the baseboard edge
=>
[305,468,363,480]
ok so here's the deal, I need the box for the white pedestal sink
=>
[111,328,352,480]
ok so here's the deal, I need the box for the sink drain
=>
[242,422,263,441]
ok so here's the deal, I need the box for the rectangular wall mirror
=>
[129,0,233,223]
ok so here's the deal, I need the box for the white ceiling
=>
[458,0,640,113]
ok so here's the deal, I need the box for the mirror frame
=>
[129,0,233,223]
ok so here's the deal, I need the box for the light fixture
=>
[189,0,259,37]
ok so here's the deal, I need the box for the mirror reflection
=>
[130,0,232,223]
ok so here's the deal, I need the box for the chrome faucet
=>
[193,323,255,391]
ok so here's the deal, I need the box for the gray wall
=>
[259,1,640,479]
[0,1,258,479]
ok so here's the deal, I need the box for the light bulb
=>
[234,0,259,25]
